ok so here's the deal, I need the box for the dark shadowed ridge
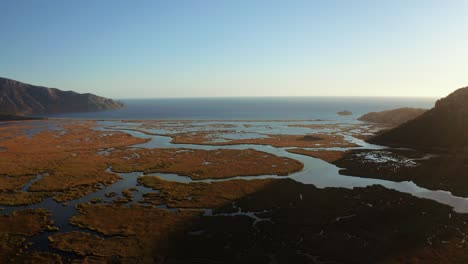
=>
[358,107,427,126]
[369,86,468,151]
[0,77,125,115]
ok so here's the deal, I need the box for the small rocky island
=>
[337,110,352,116]
[0,77,124,115]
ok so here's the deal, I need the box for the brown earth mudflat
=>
[0,175,36,190]
[0,121,303,205]
[0,209,56,235]
[49,231,143,259]
[53,184,103,203]
[289,122,390,139]
[0,121,146,196]
[286,148,350,163]
[66,204,200,262]
[170,131,358,148]
[0,191,52,206]
[0,121,146,204]
[138,176,278,208]
[108,148,303,179]
[70,204,200,237]
[0,209,60,263]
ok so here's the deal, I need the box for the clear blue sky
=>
[1,0,467,98]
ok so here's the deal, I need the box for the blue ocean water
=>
[43,97,436,120]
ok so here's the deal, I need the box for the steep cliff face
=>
[358,108,427,126]
[369,87,468,151]
[0,77,124,115]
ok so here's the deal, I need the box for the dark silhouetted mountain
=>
[369,87,468,151]
[0,77,124,115]
[0,114,44,121]
[358,107,427,126]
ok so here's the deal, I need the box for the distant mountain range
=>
[0,77,124,115]
[370,86,468,151]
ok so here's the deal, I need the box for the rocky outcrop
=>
[369,86,468,151]
[337,110,352,116]
[358,107,426,126]
[0,77,124,115]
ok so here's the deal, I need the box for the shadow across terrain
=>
[54,177,468,263]
[160,179,468,264]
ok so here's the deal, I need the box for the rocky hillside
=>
[358,107,426,126]
[369,87,468,151]
[0,77,124,115]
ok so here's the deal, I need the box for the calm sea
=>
[43,97,436,121]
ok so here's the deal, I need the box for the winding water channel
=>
[2,119,468,256]
[109,122,468,213]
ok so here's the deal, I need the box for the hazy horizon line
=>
[114,95,438,100]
